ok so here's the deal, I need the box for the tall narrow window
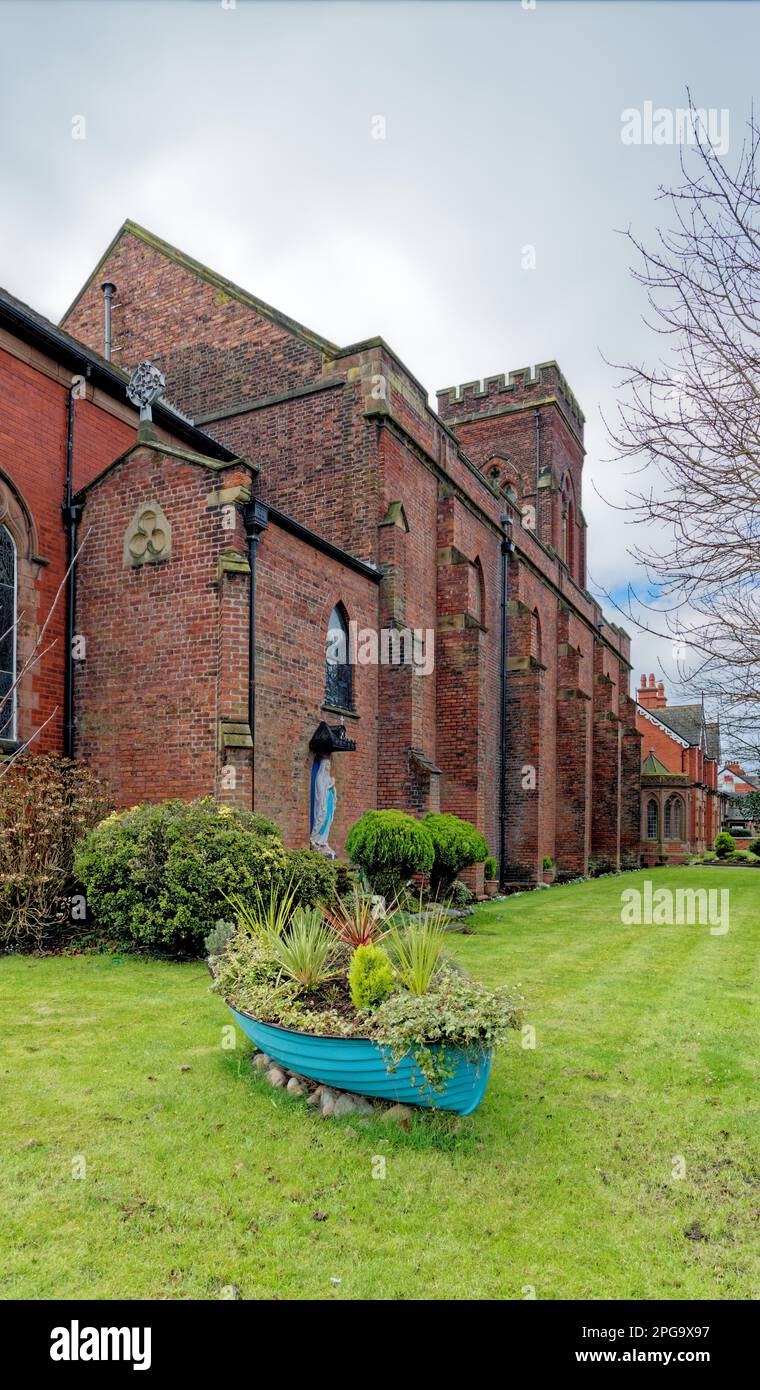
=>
[646,798,658,840]
[472,557,485,625]
[665,795,683,840]
[0,524,16,739]
[531,608,542,663]
[561,475,575,575]
[325,603,353,711]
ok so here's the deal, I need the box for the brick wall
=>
[72,436,379,850]
[211,375,379,566]
[0,340,135,753]
[73,445,246,802]
[254,521,379,852]
[62,226,328,420]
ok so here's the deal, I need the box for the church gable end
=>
[73,440,255,806]
[61,222,331,423]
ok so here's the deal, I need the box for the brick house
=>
[636,675,720,863]
[1,219,642,888]
[717,761,759,842]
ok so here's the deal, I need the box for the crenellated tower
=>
[436,362,587,588]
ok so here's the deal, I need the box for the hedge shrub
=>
[0,754,110,950]
[74,798,334,956]
[422,813,489,896]
[345,809,434,899]
[714,830,736,859]
[282,848,338,908]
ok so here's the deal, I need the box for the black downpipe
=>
[499,514,515,888]
[63,380,85,759]
[243,501,269,808]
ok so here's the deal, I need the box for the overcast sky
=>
[1,0,757,694]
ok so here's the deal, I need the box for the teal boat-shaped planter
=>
[228,1005,492,1115]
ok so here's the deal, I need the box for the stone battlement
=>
[436,360,585,437]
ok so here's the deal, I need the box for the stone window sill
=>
[321,703,359,721]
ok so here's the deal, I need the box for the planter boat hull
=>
[229,1007,491,1115]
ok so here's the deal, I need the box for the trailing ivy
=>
[367,967,524,1092]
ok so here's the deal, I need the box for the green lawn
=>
[1,867,758,1300]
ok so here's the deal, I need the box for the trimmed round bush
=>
[748,836,760,858]
[345,809,434,899]
[74,797,311,956]
[422,812,489,896]
[714,830,736,859]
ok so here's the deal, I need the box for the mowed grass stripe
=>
[0,867,757,1299]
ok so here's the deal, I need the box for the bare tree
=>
[0,530,90,779]
[607,98,760,765]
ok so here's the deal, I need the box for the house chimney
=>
[101,282,116,361]
[638,673,667,710]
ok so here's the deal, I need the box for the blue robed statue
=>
[310,755,337,857]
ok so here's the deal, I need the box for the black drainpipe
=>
[62,375,87,759]
[499,513,515,888]
[534,406,542,541]
[242,501,269,808]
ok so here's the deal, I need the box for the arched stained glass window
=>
[325,603,353,711]
[646,798,658,840]
[0,525,16,739]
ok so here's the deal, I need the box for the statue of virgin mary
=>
[310,755,336,857]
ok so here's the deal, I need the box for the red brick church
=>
[0,220,641,889]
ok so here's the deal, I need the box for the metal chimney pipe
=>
[101,282,116,360]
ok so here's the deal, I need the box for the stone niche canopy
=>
[309,720,356,754]
[124,499,172,568]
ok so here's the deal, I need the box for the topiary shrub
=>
[345,810,434,900]
[714,830,736,859]
[422,813,489,897]
[348,943,396,1011]
[74,798,296,956]
[0,754,110,951]
[748,836,760,858]
[483,856,498,881]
